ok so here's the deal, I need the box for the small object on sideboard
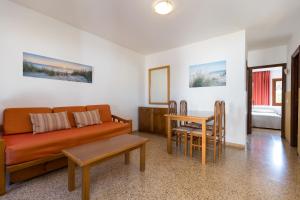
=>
[138,107,168,136]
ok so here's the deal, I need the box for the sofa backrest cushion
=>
[30,112,71,134]
[73,110,102,128]
[53,106,86,127]
[3,107,52,135]
[86,105,112,122]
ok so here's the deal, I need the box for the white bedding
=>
[252,110,281,130]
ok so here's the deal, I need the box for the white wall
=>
[144,31,247,145]
[0,0,145,130]
[248,45,287,67]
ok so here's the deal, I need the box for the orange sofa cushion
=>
[86,105,112,122]
[53,106,86,127]
[3,122,131,165]
[3,108,52,135]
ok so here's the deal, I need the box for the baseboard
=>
[252,127,281,131]
[225,142,245,150]
[134,131,246,150]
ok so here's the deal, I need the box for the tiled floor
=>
[1,129,300,200]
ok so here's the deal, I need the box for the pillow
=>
[73,109,102,128]
[30,112,71,134]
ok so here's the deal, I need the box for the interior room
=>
[0,0,300,199]
[251,67,283,131]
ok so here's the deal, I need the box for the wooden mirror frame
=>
[148,65,170,105]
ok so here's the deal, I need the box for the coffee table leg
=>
[140,144,146,172]
[82,166,90,200]
[125,152,130,165]
[68,158,75,191]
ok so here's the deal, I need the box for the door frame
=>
[290,46,300,147]
[247,67,253,134]
[247,63,287,138]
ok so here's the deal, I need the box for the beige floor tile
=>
[1,129,300,200]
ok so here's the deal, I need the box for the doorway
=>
[290,46,300,147]
[247,63,287,138]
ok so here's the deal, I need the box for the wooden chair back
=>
[213,101,222,138]
[179,100,188,126]
[179,100,187,115]
[220,101,226,144]
[168,100,177,128]
[168,100,177,115]
[221,101,226,130]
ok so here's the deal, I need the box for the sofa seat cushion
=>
[3,122,131,165]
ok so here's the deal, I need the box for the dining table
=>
[165,111,214,165]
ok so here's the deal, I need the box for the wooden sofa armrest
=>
[111,115,133,133]
[0,138,5,195]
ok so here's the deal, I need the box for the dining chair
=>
[181,101,201,129]
[206,100,225,131]
[189,101,222,162]
[168,100,178,134]
[169,100,192,156]
[177,100,194,156]
[168,100,179,146]
[194,100,224,131]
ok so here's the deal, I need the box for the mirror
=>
[149,65,170,104]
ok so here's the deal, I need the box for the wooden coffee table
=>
[62,134,149,200]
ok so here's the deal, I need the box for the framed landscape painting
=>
[23,52,93,83]
[189,60,226,87]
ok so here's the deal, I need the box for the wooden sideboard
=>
[138,107,168,136]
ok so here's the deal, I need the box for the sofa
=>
[0,104,132,195]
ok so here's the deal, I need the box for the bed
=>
[252,106,281,130]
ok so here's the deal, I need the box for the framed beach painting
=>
[189,60,226,87]
[23,52,93,83]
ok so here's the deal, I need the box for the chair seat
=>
[191,130,221,140]
[185,122,214,130]
[172,126,194,133]
[191,129,212,135]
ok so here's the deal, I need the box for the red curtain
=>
[252,71,270,105]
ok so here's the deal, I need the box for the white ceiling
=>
[10,0,300,54]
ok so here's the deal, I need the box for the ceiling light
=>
[153,0,174,15]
